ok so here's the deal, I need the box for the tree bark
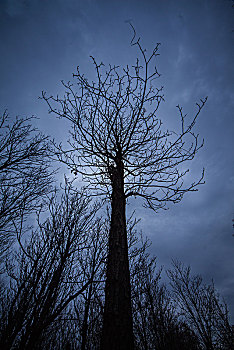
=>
[101,159,134,350]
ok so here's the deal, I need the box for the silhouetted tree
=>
[0,111,53,257]
[131,246,201,350]
[42,27,207,349]
[78,217,107,350]
[0,180,100,350]
[167,260,233,350]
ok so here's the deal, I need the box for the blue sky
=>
[0,0,234,321]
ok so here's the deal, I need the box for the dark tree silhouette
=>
[0,181,100,350]
[42,28,207,349]
[131,256,201,350]
[0,111,53,257]
[167,260,233,350]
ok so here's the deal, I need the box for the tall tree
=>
[43,28,207,349]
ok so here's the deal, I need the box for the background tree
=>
[42,27,207,349]
[131,244,201,350]
[0,111,53,257]
[0,180,101,350]
[167,260,233,350]
[76,216,107,350]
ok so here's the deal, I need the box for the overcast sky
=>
[0,0,234,321]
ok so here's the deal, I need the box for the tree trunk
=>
[101,159,134,350]
[81,278,94,350]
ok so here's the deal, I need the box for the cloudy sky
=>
[0,0,234,321]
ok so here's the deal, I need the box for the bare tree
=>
[130,242,201,350]
[0,180,100,350]
[167,260,233,350]
[42,27,207,349]
[0,111,54,256]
